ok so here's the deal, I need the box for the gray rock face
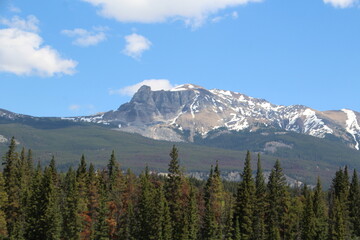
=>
[49,84,360,150]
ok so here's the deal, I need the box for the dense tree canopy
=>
[1,140,360,240]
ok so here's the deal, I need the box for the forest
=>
[0,137,359,240]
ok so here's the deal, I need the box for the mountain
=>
[67,84,360,150]
[1,86,360,186]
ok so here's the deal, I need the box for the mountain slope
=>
[69,84,360,150]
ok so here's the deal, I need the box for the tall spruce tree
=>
[328,168,349,240]
[154,184,172,240]
[203,164,224,240]
[94,170,110,240]
[41,165,62,240]
[187,186,198,240]
[301,188,315,240]
[234,151,255,240]
[76,155,90,239]
[24,162,43,240]
[3,137,24,240]
[266,160,287,240]
[165,145,186,240]
[137,166,156,240]
[62,167,81,240]
[348,169,360,237]
[106,151,125,238]
[253,153,266,240]
[0,173,8,239]
[86,163,100,240]
[312,177,327,240]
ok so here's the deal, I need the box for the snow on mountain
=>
[342,109,360,150]
[6,85,359,150]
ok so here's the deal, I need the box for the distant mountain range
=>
[1,84,360,186]
[61,84,360,150]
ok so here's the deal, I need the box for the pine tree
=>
[137,166,156,240]
[24,162,43,240]
[2,137,24,239]
[266,160,287,240]
[154,184,172,240]
[76,155,91,239]
[106,151,125,239]
[41,166,62,240]
[348,169,360,237]
[119,169,137,240]
[0,173,8,239]
[283,195,302,240]
[94,170,109,240]
[62,167,81,240]
[253,153,266,240]
[187,186,198,240]
[312,177,327,240]
[234,151,255,240]
[328,197,346,240]
[165,145,186,240]
[203,165,221,240]
[328,168,349,240]
[301,188,315,240]
[86,163,100,240]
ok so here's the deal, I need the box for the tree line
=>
[0,137,359,240]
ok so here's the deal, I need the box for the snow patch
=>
[342,109,360,150]
[0,135,8,143]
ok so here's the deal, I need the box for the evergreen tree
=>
[253,153,266,240]
[234,151,255,240]
[137,166,156,240]
[203,164,223,240]
[62,167,81,240]
[328,168,349,240]
[94,170,110,240]
[0,173,8,239]
[2,137,24,240]
[348,169,360,237]
[266,160,287,240]
[301,188,315,240]
[283,195,302,240]
[41,166,62,240]
[119,169,137,240]
[24,163,43,240]
[76,155,90,239]
[165,145,187,240]
[154,184,172,240]
[312,177,327,240]
[187,186,198,240]
[328,197,346,240]
[86,163,100,240]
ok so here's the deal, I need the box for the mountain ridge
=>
[62,84,360,150]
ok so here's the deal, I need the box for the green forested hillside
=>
[0,142,358,240]
[1,122,360,185]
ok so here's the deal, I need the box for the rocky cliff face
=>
[61,84,360,150]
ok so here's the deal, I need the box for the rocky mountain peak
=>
[66,84,360,149]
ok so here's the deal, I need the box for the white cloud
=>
[61,27,108,47]
[232,11,239,19]
[0,15,39,32]
[122,33,152,59]
[211,16,224,23]
[69,104,95,112]
[9,5,21,13]
[69,105,81,111]
[323,0,358,7]
[0,16,77,77]
[81,0,261,28]
[110,79,176,96]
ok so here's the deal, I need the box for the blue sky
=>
[0,0,359,117]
